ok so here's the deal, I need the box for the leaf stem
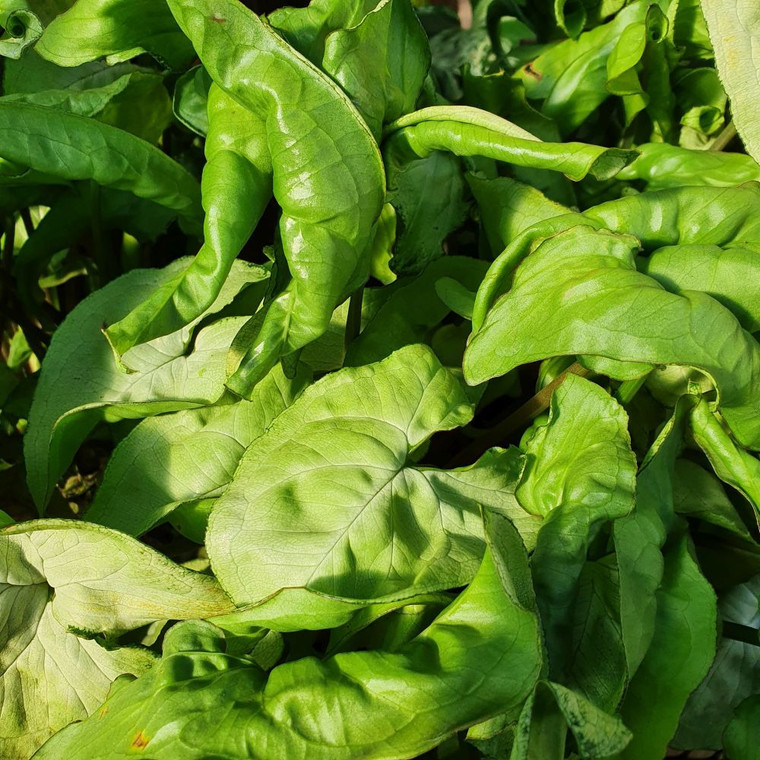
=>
[0,216,16,342]
[722,621,760,647]
[710,121,738,152]
[20,208,34,238]
[2,215,15,268]
[344,286,364,352]
[449,361,590,466]
[615,374,649,406]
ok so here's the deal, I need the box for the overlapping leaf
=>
[35,517,543,760]
[466,217,760,449]
[85,364,309,537]
[25,258,267,508]
[107,0,385,397]
[207,345,537,611]
[518,374,636,684]
[0,519,232,759]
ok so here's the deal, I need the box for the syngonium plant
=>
[0,0,759,758]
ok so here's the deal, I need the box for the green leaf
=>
[2,49,132,94]
[690,398,760,523]
[269,0,379,64]
[672,0,712,59]
[207,345,535,613]
[0,101,201,227]
[0,10,42,61]
[616,535,717,760]
[1,70,173,143]
[519,375,636,681]
[554,0,586,39]
[105,85,272,363]
[467,174,568,256]
[673,459,753,540]
[642,243,760,332]
[564,557,628,711]
[0,0,73,60]
[15,185,177,320]
[0,519,232,760]
[151,0,385,397]
[435,277,476,320]
[674,575,760,751]
[35,518,542,759]
[619,143,760,189]
[511,681,632,760]
[584,184,760,247]
[85,364,309,537]
[347,256,489,365]
[37,0,195,69]
[25,259,268,509]
[386,106,636,182]
[321,0,431,138]
[325,591,450,654]
[211,448,539,635]
[724,695,760,760]
[701,0,760,163]
[517,1,651,134]
[517,375,635,518]
[386,151,468,275]
[614,400,686,677]
[460,62,562,142]
[465,224,760,450]
[172,64,210,136]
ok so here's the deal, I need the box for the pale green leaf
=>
[85,364,309,537]
[37,0,194,69]
[690,399,760,523]
[386,106,636,182]
[105,85,272,363]
[465,224,760,450]
[0,519,232,759]
[619,143,760,189]
[139,0,386,396]
[643,243,760,333]
[701,0,760,163]
[467,174,568,256]
[207,345,535,614]
[34,519,542,760]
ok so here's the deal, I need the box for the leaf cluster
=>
[1,0,759,758]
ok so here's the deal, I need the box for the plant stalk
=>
[710,121,738,152]
[344,286,364,352]
[449,361,590,466]
[722,621,760,647]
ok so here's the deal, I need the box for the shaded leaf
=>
[25,259,267,508]
[207,345,536,614]
[617,535,717,760]
[36,522,542,760]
